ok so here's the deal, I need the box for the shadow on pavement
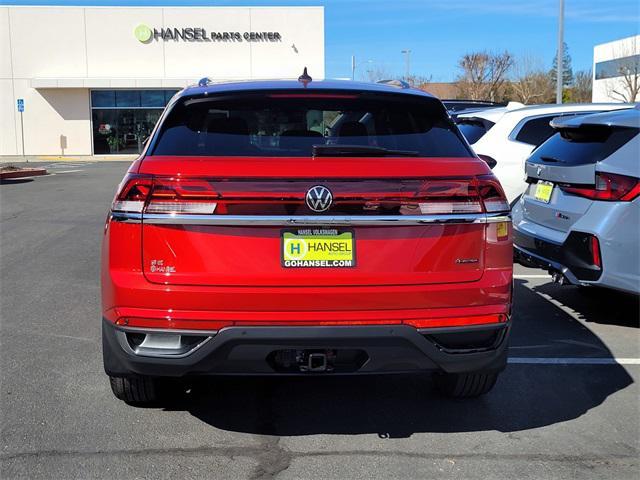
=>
[0,178,34,185]
[531,282,639,329]
[157,279,633,437]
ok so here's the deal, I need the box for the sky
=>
[3,0,639,81]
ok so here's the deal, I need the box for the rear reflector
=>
[590,235,602,269]
[114,314,507,330]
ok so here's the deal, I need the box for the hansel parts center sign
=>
[134,24,282,43]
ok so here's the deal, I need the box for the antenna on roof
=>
[298,67,312,87]
[198,77,211,87]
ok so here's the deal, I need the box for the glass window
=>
[514,116,557,146]
[457,119,495,144]
[91,90,115,108]
[151,92,472,157]
[595,54,640,80]
[141,90,165,108]
[91,90,179,154]
[528,126,639,166]
[115,90,140,108]
[92,109,163,155]
[164,90,178,104]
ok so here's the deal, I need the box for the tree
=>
[402,74,433,88]
[605,38,640,103]
[550,42,574,88]
[511,55,555,104]
[363,65,392,83]
[455,50,514,101]
[570,69,592,103]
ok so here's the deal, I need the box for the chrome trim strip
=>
[110,212,143,223]
[139,213,510,226]
[114,327,214,359]
[110,212,511,226]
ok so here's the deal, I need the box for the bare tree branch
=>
[455,50,514,101]
[605,37,640,103]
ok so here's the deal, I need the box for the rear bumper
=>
[102,318,510,377]
[513,228,601,284]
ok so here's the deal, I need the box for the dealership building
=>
[592,34,640,103]
[0,5,324,156]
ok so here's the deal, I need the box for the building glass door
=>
[91,89,178,154]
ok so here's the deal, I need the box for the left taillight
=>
[111,174,218,215]
[112,174,152,213]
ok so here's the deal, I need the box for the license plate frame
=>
[534,181,554,203]
[281,228,356,268]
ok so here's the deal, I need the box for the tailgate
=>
[140,176,487,287]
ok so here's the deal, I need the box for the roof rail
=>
[198,77,212,87]
[376,79,411,89]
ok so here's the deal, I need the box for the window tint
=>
[595,54,640,80]
[151,92,472,157]
[457,119,495,144]
[514,116,557,146]
[91,90,116,108]
[91,90,178,109]
[528,125,638,166]
[514,113,601,147]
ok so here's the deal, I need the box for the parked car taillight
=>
[111,174,152,213]
[559,172,640,202]
[111,174,510,216]
[476,175,510,213]
[111,174,218,214]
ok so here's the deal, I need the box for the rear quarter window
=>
[150,91,472,157]
[456,119,495,144]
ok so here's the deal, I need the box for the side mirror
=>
[478,154,497,169]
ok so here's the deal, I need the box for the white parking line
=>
[513,274,552,279]
[53,170,83,174]
[508,357,640,365]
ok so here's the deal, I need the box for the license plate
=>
[534,181,554,203]
[281,228,355,268]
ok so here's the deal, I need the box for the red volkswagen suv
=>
[102,78,513,403]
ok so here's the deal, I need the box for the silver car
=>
[513,107,640,294]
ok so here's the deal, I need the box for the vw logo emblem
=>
[306,185,333,213]
[537,166,544,176]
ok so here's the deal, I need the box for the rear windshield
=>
[150,92,472,157]
[528,125,639,166]
[456,119,495,144]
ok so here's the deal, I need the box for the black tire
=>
[434,371,499,398]
[109,375,158,404]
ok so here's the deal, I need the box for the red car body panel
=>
[102,155,513,331]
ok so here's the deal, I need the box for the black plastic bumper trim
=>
[102,319,510,377]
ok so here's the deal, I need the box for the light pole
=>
[401,49,411,80]
[556,0,564,104]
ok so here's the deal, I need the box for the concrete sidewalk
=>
[0,154,137,163]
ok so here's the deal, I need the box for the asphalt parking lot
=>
[1,161,639,479]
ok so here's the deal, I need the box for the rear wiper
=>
[312,144,419,157]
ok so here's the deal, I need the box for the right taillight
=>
[559,172,640,202]
[111,174,218,215]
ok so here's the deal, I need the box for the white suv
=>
[456,103,633,204]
